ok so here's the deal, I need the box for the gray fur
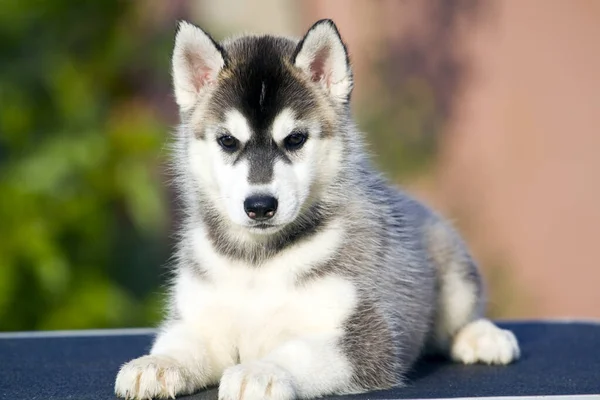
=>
[169,20,489,394]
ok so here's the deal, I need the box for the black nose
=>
[244,195,278,221]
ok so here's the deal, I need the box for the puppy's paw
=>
[115,354,203,399]
[218,361,296,400]
[451,319,520,365]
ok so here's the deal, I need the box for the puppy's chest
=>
[176,264,357,357]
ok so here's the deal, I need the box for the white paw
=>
[451,319,520,365]
[218,361,296,400]
[115,355,203,399]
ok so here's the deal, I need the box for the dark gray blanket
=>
[1,322,599,399]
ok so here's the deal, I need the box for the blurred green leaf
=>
[0,0,170,331]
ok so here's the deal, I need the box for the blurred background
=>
[1,0,599,332]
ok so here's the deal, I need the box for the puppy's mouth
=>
[247,222,283,234]
[253,223,273,229]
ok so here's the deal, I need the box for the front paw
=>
[218,361,296,400]
[115,354,203,399]
[451,319,520,365]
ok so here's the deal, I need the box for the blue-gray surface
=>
[0,322,599,399]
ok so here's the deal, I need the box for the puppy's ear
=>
[293,19,353,103]
[172,21,226,111]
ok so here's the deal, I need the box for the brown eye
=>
[284,130,308,151]
[218,135,239,152]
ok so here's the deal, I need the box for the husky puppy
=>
[115,19,520,400]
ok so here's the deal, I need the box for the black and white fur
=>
[115,19,520,400]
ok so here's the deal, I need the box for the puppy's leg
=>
[427,222,520,365]
[218,336,355,400]
[115,321,216,399]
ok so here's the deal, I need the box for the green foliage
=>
[0,0,171,330]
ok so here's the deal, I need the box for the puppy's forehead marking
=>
[223,109,251,142]
[259,81,267,110]
[211,36,318,136]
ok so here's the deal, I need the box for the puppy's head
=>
[173,20,352,235]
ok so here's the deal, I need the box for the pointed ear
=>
[293,19,353,103]
[172,21,226,111]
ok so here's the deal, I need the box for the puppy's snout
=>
[244,195,278,221]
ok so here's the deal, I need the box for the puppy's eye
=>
[283,130,308,151]
[218,135,239,152]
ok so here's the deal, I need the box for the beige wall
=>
[439,0,600,318]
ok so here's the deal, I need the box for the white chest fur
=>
[173,222,356,366]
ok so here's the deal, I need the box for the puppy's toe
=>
[218,361,296,400]
[115,355,200,399]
